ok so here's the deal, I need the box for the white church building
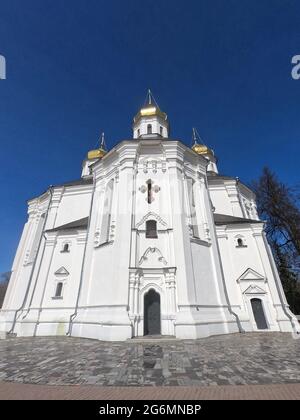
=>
[1,92,299,341]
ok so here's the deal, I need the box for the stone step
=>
[128,335,178,343]
[0,331,7,340]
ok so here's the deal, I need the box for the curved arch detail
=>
[136,212,167,229]
[138,247,168,266]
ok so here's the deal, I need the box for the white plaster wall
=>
[216,223,296,332]
[133,116,168,138]
[209,187,234,216]
[54,188,92,228]
[1,138,296,340]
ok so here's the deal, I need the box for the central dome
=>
[134,103,167,123]
[133,90,169,139]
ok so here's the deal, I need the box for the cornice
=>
[62,184,93,197]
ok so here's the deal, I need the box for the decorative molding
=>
[23,250,31,266]
[139,282,164,295]
[243,285,266,295]
[54,266,70,276]
[151,160,157,173]
[109,221,116,241]
[203,222,211,241]
[237,267,266,283]
[190,237,211,247]
[139,247,168,266]
[136,212,167,229]
[139,185,147,193]
[94,228,100,246]
[138,179,160,203]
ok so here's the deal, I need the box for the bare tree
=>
[252,167,300,313]
[0,272,11,308]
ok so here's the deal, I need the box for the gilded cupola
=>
[87,133,107,160]
[191,128,218,174]
[133,90,169,139]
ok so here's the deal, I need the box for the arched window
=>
[55,282,63,298]
[160,126,163,136]
[251,298,268,329]
[237,238,244,247]
[137,129,140,137]
[236,237,247,247]
[144,289,161,335]
[147,124,152,134]
[146,220,157,238]
[62,243,70,253]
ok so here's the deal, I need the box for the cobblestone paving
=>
[0,333,299,386]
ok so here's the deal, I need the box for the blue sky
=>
[0,0,299,273]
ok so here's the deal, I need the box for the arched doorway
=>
[251,298,268,330]
[144,289,161,336]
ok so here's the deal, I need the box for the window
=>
[61,243,70,253]
[160,126,163,136]
[251,298,268,329]
[147,124,152,134]
[137,129,140,137]
[146,220,157,238]
[236,237,247,247]
[147,180,152,204]
[55,282,63,298]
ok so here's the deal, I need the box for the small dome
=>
[133,94,168,124]
[87,147,106,160]
[191,128,214,157]
[87,133,107,160]
[192,143,214,157]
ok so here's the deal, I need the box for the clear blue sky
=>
[0,0,299,273]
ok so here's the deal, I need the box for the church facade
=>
[1,93,299,341]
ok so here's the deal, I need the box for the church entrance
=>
[144,289,161,336]
[251,298,268,330]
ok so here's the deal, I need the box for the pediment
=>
[237,268,266,283]
[136,212,167,229]
[54,266,69,276]
[244,285,266,295]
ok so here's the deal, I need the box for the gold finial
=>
[87,132,107,160]
[147,89,152,105]
[100,132,106,151]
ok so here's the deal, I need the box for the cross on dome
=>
[191,127,214,157]
[133,90,169,139]
[87,132,107,160]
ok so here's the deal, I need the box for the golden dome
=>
[134,105,167,123]
[192,143,214,156]
[87,147,106,160]
[87,133,107,160]
[133,89,168,123]
[191,128,213,157]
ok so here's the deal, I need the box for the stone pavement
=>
[0,332,299,387]
[1,382,300,400]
